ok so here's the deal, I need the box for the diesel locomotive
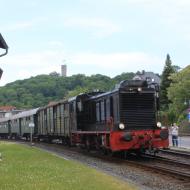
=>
[0,80,169,154]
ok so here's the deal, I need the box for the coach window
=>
[66,104,69,116]
[77,101,83,112]
[96,102,100,122]
[110,96,114,118]
[106,98,110,120]
[44,111,47,121]
[61,104,64,115]
[114,96,119,122]
[101,100,105,121]
[70,102,75,112]
[54,108,57,119]
[85,103,90,121]
[104,100,106,121]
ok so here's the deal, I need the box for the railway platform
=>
[169,135,190,150]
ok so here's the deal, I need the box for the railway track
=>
[145,154,190,168]
[159,148,190,159]
[5,140,190,185]
[137,154,190,181]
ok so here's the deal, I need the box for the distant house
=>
[0,106,23,118]
[133,71,161,85]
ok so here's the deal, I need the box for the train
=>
[0,79,169,154]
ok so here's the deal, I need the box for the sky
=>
[0,0,190,86]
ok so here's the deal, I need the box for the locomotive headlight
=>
[119,123,125,130]
[157,122,162,128]
[137,87,142,92]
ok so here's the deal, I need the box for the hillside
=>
[0,72,134,109]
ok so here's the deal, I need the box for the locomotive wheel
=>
[101,148,109,155]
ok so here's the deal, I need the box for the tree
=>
[167,65,190,121]
[49,71,60,77]
[0,72,135,109]
[160,54,176,110]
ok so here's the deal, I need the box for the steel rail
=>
[142,154,190,169]
[159,149,190,158]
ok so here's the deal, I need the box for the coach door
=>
[64,103,70,136]
[69,101,77,131]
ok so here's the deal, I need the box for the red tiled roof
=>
[48,101,58,106]
[0,106,16,111]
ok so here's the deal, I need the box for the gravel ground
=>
[21,142,188,190]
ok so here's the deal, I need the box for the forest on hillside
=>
[1,59,189,127]
[0,72,134,108]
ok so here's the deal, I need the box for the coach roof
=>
[11,108,39,120]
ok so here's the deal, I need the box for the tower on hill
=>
[61,65,67,77]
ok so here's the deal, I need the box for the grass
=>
[0,141,137,190]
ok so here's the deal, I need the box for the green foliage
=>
[112,72,135,84]
[160,54,176,110]
[0,141,135,190]
[167,109,177,124]
[0,73,134,109]
[167,65,190,121]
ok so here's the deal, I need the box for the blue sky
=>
[0,0,190,85]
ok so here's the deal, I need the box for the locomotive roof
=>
[87,80,157,101]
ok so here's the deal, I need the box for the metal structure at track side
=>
[0,33,9,79]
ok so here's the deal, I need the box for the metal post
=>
[30,127,33,145]
[29,122,35,146]
[0,33,8,57]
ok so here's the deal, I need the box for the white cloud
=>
[0,50,67,85]
[2,50,65,67]
[2,17,48,32]
[48,41,64,48]
[0,49,163,86]
[109,0,190,7]
[64,17,122,38]
[69,52,163,75]
[17,69,31,79]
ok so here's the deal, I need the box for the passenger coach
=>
[0,108,38,139]
[37,100,70,144]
